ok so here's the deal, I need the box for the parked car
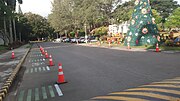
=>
[174,36,180,46]
[63,38,70,43]
[79,37,85,43]
[53,38,62,42]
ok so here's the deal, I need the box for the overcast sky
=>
[19,0,180,17]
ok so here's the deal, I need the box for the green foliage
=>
[48,0,122,35]
[150,0,179,19]
[112,0,134,23]
[94,26,108,36]
[165,7,180,28]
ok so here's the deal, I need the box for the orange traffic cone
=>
[11,51,15,59]
[42,49,45,55]
[49,55,54,66]
[127,42,131,49]
[156,43,160,52]
[57,63,67,84]
[45,51,49,58]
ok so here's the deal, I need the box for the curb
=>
[0,45,31,101]
[77,44,148,52]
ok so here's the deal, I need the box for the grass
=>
[0,45,8,54]
[0,45,8,50]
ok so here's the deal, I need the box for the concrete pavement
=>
[0,44,30,101]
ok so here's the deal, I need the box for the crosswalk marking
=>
[39,67,42,72]
[48,86,55,97]
[31,68,33,73]
[29,59,45,63]
[25,67,51,74]
[35,68,37,72]
[26,89,32,101]
[42,87,48,99]
[18,85,62,101]
[43,67,46,71]
[18,90,25,101]
[126,87,180,95]
[92,96,148,101]
[54,84,63,96]
[25,69,29,74]
[35,88,39,101]
[109,91,179,100]
[46,66,50,71]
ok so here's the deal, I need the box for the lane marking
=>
[141,84,180,88]
[18,90,25,101]
[31,68,33,73]
[25,69,29,74]
[42,87,48,99]
[26,89,32,101]
[54,84,63,96]
[153,81,180,84]
[92,96,148,101]
[126,87,180,95]
[46,66,50,71]
[35,68,37,72]
[39,67,42,72]
[48,86,55,97]
[109,91,179,100]
[43,67,46,71]
[35,88,39,101]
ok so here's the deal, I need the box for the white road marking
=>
[54,84,63,96]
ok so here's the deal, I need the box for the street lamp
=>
[84,23,88,44]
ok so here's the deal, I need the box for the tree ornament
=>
[135,0,139,5]
[141,8,147,14]
[142,28,148,34]
[127,36,132,42]
[152,18,156,24]
[147,39,150,43]
[131,20,135,25]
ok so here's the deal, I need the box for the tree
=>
[165,7,180,29]
[112,0,134,23]
[25,13,53,40]
[150,0,179,30]
[48,0,122,36]
[124,0,159,46]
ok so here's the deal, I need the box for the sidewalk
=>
[0,44,30,90]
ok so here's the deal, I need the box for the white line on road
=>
[54,84,63,96]
[46,66,50,71]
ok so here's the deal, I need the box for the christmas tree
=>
[124,0,160,46]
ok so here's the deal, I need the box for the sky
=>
[19,0,180,17]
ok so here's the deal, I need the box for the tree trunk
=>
[13,18,17,41]
[3,17,9,45]
[9,17,13,44]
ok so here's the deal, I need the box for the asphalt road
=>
[5,42,180,101]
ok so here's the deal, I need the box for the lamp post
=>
[84,23,87,44]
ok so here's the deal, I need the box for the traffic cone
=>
[49,55,54,66]
[57,63,67,84]
[42,49,45,55]
[156,43,160,52]
[40,46,43,52]
[127,42,131,49]
[45,51,49,58]
[11,51,15,59]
